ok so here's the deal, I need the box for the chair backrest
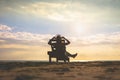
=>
[50,40,65,51]
[51,45,56,51]
[50,40,56,51]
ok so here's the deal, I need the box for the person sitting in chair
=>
[48,34,77,58]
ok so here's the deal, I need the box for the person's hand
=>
[52,36,56,40]
[62,37,64,38]
[62,37,67,41]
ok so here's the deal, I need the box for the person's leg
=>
[65,51,72,56]
[65,51,77,58]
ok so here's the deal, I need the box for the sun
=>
[74,23,86,36]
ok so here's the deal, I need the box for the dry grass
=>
[0,61,120,80]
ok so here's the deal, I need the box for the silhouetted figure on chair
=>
[48,34,77,62]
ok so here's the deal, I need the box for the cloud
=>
[0,0,120,35]
[0,24,120,60]
[0,24,51,60]
[0,24,54,46]
[0,32,52,42]
[69,32,120,46]
[0,24,12,31]
[0,24,120,47]
[0,1,120,60]
[1,0,120,23]
[0,31,53,47]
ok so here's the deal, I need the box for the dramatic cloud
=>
[0,0,120,60]
[0,0,120,36]
[0,24,120,60]
[0,24,120,47]
[0,0,120,23]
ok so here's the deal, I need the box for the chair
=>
[47,40,70,62]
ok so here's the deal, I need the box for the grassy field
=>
[0,61,120,80]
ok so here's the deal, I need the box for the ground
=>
[0,61,120,80]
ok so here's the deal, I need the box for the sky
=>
[0,0,120,61]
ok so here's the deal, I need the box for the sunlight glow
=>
[75,23,84,34]
[71,22,88,36]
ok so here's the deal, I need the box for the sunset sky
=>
[0,0,120,61]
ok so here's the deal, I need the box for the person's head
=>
[56,34,61,39]
[56,34,62,43]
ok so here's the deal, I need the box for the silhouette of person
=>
[48,34,77,58]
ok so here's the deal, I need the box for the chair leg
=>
[49,56,51,63]
[64,60,66,63]
[56,58,58,63]
[68,58,70,62]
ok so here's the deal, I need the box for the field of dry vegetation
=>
[0,61,120,80]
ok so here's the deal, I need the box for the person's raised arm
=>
[62,37,70,45]
[48,39,52,45]
[48,37,56,45]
